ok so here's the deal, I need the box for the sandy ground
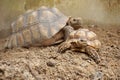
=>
[0,24,120,80]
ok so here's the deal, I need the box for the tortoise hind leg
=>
[85,46,101,64]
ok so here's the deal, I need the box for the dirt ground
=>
[0,24,120,80]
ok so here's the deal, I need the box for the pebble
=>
[46,59,56,67]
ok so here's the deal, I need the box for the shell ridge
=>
[23,13,27,28]
[11,34,18,48]
[29,28,34,44]
[21,32,26,46]
[37,25,41,42]
[15,34,18,47]
[4,36,11,48]
[49,8,57,37]
[8,35,13,48]
[37,23,42,42]
[48,23,52,38]
[17,32,24,46]
[22,30,28,46]
[50,8,60,23]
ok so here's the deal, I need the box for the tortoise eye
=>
[79,39,87,42]
[73,19,76,21]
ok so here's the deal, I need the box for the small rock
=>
[0,69,4,76]
[93,71,104,80]
[46,60,56,67]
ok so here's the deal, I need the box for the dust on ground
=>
[0,24,120,80]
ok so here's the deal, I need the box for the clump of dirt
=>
[0,24,120,80]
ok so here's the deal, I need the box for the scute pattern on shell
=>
[5,6,68,48]
[69,29,101,49]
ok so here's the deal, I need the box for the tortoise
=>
[58,28,101,64]
[5,6,82,49]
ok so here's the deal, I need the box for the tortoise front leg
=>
[63,25,74,40]
[58,41,71,53]
[41,30,64,47]
[41,25,74,47]
[85,46,101,64]
[58,39,87,53]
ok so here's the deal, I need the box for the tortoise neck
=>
[73,25,83,30]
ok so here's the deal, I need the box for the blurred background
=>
[0,0,120,38]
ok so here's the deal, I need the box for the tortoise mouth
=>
[73,25,82,30]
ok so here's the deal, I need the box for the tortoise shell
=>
[69,29,101,49]
[5,6,68,48]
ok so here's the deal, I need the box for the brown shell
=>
[5,6,68,48]
[69,29,101,49]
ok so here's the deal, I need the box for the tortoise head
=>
[66,17,83,30]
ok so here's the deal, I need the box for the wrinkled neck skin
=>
[65,22,83,30]
[72,25,83,30]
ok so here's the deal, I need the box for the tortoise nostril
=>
[80,40,84,42]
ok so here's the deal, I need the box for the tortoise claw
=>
[85,46,101,64]
[58,42,71,53]
[94,57,101,64]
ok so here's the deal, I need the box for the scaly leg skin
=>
[58,41,71,53]
[58,39,79,53]
[85,46,101,64]
[58,26,74,53]
[63,25,74,40]
[58,39,87,53]
[41,25,74,47]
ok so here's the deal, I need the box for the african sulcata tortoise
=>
[58,29,101,63]
[5,6,82,49]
